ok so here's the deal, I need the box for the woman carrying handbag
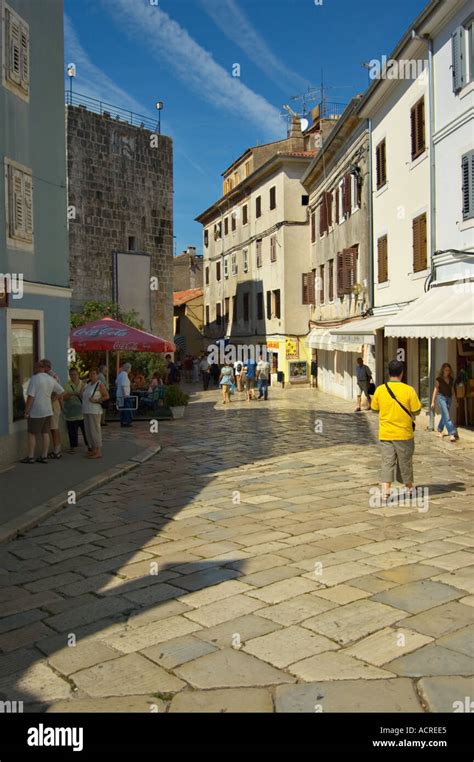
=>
[82,368,110,459]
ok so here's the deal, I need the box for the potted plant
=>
[164,385,189,419]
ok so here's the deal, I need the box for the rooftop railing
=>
[65,91,158,132]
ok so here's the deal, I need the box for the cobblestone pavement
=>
[0,387,473,713]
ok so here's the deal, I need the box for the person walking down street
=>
[244,357,257,401]
[219,361,234,404]
[165,354,180,385]
[199,354,211,391]
[234,359,244,392]
[116,362,133,428]
[192,356,200,383]
[431,363,458,442]
[256,355,271,400]
[63,368,91,454]
[183,354,193,383]
[311,358,318,388]
[82,368,109,459]
[41,358,63,458]
[21,361,64,464]
[355,357,373,412]
[371,359,422,505]
[210,361,220,387]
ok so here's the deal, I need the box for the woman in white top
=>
[82,368,109,458]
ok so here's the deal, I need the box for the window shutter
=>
[376,144,381,189]
[302,273,309,304]
[23,173,33,238]
[328,260,334,301]
[413,214,427,272]
[327,191,333,227]
[11,167,24,238]
[20,23,29,94]
[376,140,387,189]
[308,271,315,304]
[311,210,316,242]
[337,252,344,297]
[377,236,388,283]
[344,175,351,216]
[462,151,474,220]
[342,248,357,294]
[452,27,466,93]
[319,265,324,303]
[411,99,425,160]
[319,196,327,236]
[8,12,22,85]
[335,189,339,222]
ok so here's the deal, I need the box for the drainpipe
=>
[367,118,374,312]
[427,35,436,431]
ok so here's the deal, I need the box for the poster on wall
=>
[112,252,151,330]
[286,337,299,360]
[289,361,308,383]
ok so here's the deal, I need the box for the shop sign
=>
[285,337,299,359]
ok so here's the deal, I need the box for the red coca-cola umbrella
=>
[70,317,176,378]
[70,317,175,353]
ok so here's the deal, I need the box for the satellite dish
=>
[300,118,309,132]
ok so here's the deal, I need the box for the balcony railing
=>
[65,91,158,132]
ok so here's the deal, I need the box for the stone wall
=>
[67,105,173,339]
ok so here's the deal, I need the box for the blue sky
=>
[64,0,428,257]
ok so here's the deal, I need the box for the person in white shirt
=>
[82,367,109,458]
[233,360,244,392]
[21,361,64,464]
[116,362,133,427]
[199,355,211,391]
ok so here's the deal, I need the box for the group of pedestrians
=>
[216,355,272,404]
[21,360,110,463]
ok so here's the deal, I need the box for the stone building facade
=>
[67,105,173,339]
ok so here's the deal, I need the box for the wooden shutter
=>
[377,236,388,283]
[10,167,24,238]
[342,248,357,293]
[413,213,427,272]
[335,189,339,222]
[23,173,33,239]
[311,210,316,242]
[376,140,387,189]
[344,175,352,216]
[411,98,425,160]
[336,252,344,297]
[20,23,29,94]
[452,27,466,93]
[319,193,331,235]
[204,229,209,247]
[266,291,271,319]
[462,151,474,221]
[242,204,248,224]
[7,11,22,86]
[328,259,334,301]
[327,191,333,227]
[270,235,277,262]
[319,265,325,303]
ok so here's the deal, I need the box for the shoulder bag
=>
[385,383,415,431]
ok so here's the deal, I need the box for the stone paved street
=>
[0,387,473,713]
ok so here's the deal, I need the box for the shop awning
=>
[384,284,474,339]
[330,315,389,345]
[306,328,362,353]
[306,328,334,350]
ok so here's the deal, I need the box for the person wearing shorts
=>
[22,361,64,464]
[355,357,372,411]
[41,358,63,458]
[371,359,422,505]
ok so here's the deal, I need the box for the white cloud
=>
[64,14,146,114]
[64,15,206,175]
[199,0,310,93]
[101,0,283,140]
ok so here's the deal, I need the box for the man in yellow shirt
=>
[371,359,422,504]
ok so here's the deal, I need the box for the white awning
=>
[330,315,388,345]
[306,328,334,350]
[306,328,362,353]
[384,284,474,339]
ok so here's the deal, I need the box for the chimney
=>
[289,115,302,139]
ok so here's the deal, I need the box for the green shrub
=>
[164,385,189,407]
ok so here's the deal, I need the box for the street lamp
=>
[67,63,76,102]
[156,101,164,135]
